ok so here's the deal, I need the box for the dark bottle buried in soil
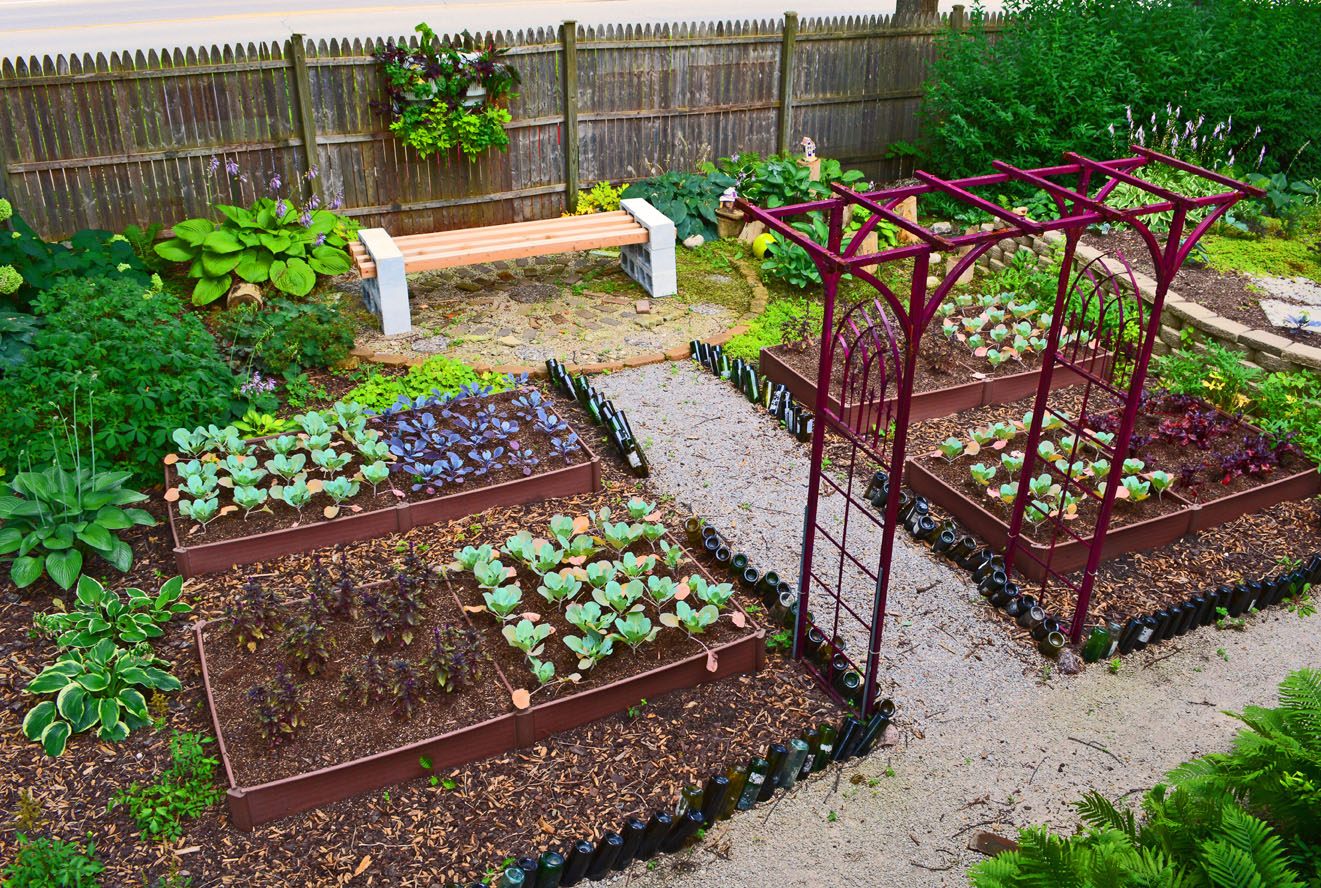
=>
[719,765,748,820]
[1031,617,1061,643]
[660,811,705,854]
[1134,615,1159,650]
[978,569,1008,598]
[737,757,770,810]
[1148,608,1174,644]
[714,546,732,572]
[730,552,750,576]
[988,582,1019,609]
[829,653,850,683]
[799,728,822,779]
[1017,605,1046,631]
[675,783,703,817]
[613,818,646,871]
[854,701,895,757]
[559,840,594,887]
[1227,583,1254,618]
[533,851,565,888]
[835,668,864,705]
[585,832,624,881]
[832,716,863,762]
[1116,616,1143,655]
[911,514,938,541]
[813,723,838,771]
[780,738,811,790]
[972,553,1006,583]
[1004,593,1033,619]
[497,869,525,888]
[1039,630,1066,658]
[931,527,957,555]
[759,744,789,801]
[865,470,889,501]
[759,570,782,600]
[635,811,673,861]
[869,480,890,510]
[741,566,761,589]
[684,517,703,547]
[946,535,978,564]
[700,774,731,825]
[516,858,539,882]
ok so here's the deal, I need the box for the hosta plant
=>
[0,464,155,590]
[22,638,180,756]
[33,575,191,650]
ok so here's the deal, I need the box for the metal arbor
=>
[737,148,1261,716]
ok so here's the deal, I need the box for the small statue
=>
[719,187,738,209]
[800,136,817,161]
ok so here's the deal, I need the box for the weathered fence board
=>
[0,12,1002,239]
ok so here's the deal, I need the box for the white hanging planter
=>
[462,84,487,108]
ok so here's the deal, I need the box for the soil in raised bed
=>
[1086,394,1316,502]
[450,534,751,700]
[1081,228,1319,345]
[201,570,511,786]
[169,388,592,545]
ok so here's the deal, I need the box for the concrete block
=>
[358,228,411,336]
[1238,328,1293,356]
[1256,350,1290,372]
[1198,315,1252,342]
[620,198,676,247]
[1158,324,1183,349]
[1165,301,1217,324]
[1282,341,1321,372]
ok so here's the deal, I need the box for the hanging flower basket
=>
[375,24,521,159]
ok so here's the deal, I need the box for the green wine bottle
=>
[719,764,748,820]
[798,728,821,780]
[812,723,838,771]
[700,774,731,825]
[741,566,761,590]
[636,811,672,861]
[730,551,750,578]
[585,832,623,881]
[533,851,564,888]
[737,757,770,809]
[759,744,789,801]
[660,810,705,853]
[496,866,525,888]
[614,818,646,871]
[1081,621,1119,663]
[832,716,863,762]
[684,517,703,547]
[675,783,703,817]
[780,738,811,790]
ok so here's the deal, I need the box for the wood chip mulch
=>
[0,378,841,887]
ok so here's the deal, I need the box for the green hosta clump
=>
[0,464,156,589]
[33,575,191,650]
[154,163,358,305]
[22,638,180,756]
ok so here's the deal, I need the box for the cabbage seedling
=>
[1149,470,1173,500]
[537,571,583,608]
[646,575,680,608]
[937,437,964,462]
[473,558,513,591]
[529,542,565,577]
[179,473,218,499]
[267,435,302,456]
[359,461,390,494]
[593,579,645,613]
[503,530,537,565]
[987,308,1007,325]
[584,561,618,589]
[690,576,735,610]
[969,463,996,486]
[997,482,1019,507]
[566,534,600,559]
[1036,441,1060,463]
[1122,458,1146,476]
[224,455,266,488]
[989,325,1009,343]
[626,498,657,520]
[659,539,684,572]
[271,480,313,516]
[179,496,220,529]
[322,476,360,504]
[564,629,614,670]
[661,600,720,635]
[357,439,391,463]
[1001,452,1024,477]
[986,349,1007,368]
[1121,476,1151,503]
[304,432,333,452]
[601,520,644,552]
[615,551,657,579]
[233,485,268,518]
[969,426,995,447]
[503,618,551,659]
[265,453,307,481]
[1028,473,1056,499]
[311,447,352,474]
[171,427,209,457]
[453,545,494,571]
[529,657,556,685]
[565,601,614,634]
[295,411,331,437]
[482,584,524,622]
[1091,459,1111,481]
[611,612,660,651]
[992,422,1015,443]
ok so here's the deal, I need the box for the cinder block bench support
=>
[619,198,678,298]
[358,228,412,336]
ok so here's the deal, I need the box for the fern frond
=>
[1078,791,1139,841]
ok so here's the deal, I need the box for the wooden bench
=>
[351,199,677,335]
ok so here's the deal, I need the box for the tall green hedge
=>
[922,0,1321,182]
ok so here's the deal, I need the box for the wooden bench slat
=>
[357,227,650,279]
[351,211,648,276]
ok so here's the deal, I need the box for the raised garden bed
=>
[760,342,1112,428]
[906,394,1319,581]
[195,518,763,829]
[165,388,601,576]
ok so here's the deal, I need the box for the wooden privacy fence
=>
[0,9,1002,241]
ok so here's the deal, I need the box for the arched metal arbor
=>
[737,148,1262,715]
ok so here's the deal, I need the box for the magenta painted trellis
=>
[737,148,1261,716]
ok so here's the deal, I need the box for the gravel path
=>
[587,360,1321,888]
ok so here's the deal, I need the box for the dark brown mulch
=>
[170,389,592,545]
[0,378,842,888]
[1081,228,1318,344]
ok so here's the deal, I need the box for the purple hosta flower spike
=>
[314,233,327,247]
[305,165,319,181]
[225,157,240,177]
[300,208,314,228]
[275,198,289,218]
[1108,123,1115,137]
[308,194,321,211]
[268,173,283,194]
[207,155,221,175]
[329,191,344,211]
[1257,145,1267,168]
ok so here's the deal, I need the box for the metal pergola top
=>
[735,148,1264,278]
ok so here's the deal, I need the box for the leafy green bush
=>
[1152,340,1261,413]
[110,730,223,841]
[215,296,356,375]
[923,0,1321,183]
[972,668,1321,887]
[0,197,153,313]
[343,355,512,410]
[1255,371,1321,464]
[724,295,823,363]
[0,276,240,484]
[621,170,735,242]
[154,162,356,305]
[33,575,191,648]
[1,832,103,888]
